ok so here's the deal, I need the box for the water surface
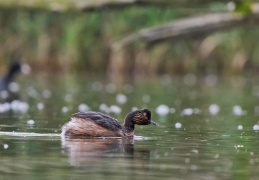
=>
[0,74,259,180]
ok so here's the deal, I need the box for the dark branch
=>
[111,4,259,50]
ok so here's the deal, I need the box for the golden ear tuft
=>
[134,112,142,123]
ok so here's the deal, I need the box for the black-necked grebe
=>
[61,109,159,137]
[0,61,21,91]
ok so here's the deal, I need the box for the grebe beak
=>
[150,120,159,126]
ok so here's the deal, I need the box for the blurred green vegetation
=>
[234,0,253,15]
[0,1,259,76]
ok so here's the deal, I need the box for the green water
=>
[0,73,259,180]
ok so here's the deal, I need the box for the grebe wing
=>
[72,111,122,132]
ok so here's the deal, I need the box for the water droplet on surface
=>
[109,105,121,114]
[78,104,89,112]
[3,144,8,149]
[4,103,10,111]
[175,122,182,129]
[27,87,38,98]
[253,124,259,131]
[209,104,220,115]
[131,107,138,111]
[21,63,31,74]
[237,125,243,130]
[62,106,69,113]
[99,104,109,113]
[227,1,236,11]
[233,105,245,116]
[27,119,35,125]
[37,103,44,110]
[8,82,20,93]
[19,102,29,113]
[116,93,127,104]
[181,108,193,116]
[191,149,199,154]
[0,90,9,99]
[10,100,19,110]
[11,100,29,112]
[0,102,10,113]
[156,104,170,116]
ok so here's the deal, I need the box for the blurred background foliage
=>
[0,0,258,76]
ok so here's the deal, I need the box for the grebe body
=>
[61,109,158,137]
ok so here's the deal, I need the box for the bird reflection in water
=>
[61,137,151,167]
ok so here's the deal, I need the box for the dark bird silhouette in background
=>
[0,59,31,102]
[0,61,22,91]
[0,61,23,92]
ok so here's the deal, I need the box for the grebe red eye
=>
[145,116,148,120]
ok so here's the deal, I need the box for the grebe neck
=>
[123,117,135,136]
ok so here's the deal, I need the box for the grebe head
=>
[126,108,159,126]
